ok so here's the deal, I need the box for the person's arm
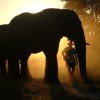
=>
[62,47,67,61]
[62,47,67,56]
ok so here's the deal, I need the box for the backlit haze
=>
[0,0,63,24]
[1,0,99,83]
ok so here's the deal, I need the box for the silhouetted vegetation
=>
[61,0,100,34]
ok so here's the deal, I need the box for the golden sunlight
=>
[19,1,63,13]
[0,0,63,24]
[28,52,46,79]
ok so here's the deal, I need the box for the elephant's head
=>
[60,9,87,80]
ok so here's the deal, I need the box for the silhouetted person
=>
[62,41,78,76]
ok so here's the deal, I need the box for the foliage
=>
[61,0,100,34]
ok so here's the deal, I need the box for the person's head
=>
[67,41,74,46]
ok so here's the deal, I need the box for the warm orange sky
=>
[0,0,63,24]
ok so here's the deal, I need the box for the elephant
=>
[0,25,7,76]
[0,8,87,83]
[0,24,29,78]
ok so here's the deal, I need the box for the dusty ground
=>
[0,75,100,100]
[0,35,100,100]
[22,78,100,100]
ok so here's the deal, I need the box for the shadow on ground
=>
[22,78,100,100]
[0,76,100,100]
[0,76,25,100]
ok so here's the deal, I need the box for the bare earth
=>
[0,75,100,100]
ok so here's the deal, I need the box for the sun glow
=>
[19,2,62,14]
[0,0,63,24]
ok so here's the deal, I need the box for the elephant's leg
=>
[8,58,20,78]
[79,54,87,81]
[20,56,29,79]
[75,41,87,82]
[0,58,7,76]
[44,52,60,84]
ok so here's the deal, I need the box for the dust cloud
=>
[28,52,46,79]
[86,33,100,81]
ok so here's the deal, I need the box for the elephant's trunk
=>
[74,25,87,82]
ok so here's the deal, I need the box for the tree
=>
[61,0,100,34]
